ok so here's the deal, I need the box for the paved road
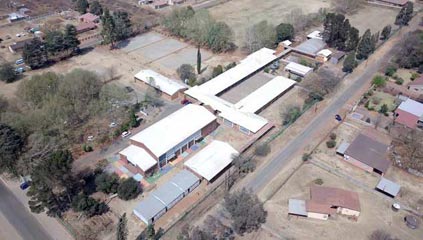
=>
[244,20,420,194]
[0,181,52,240]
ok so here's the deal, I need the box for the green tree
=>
[75,0,89,14]
[275,23,294,42]
[114,11,132,41]
[0,123,24,175]
[223,188,266,235]
[89,0,103,16]
[64,24,80,53]
[117,213,128,240]
[71,193,108,217]
[211,65,223,78]
[281,105,301,125]
[343,52,358,73]
[117,178,142,200]
[0,63,18,83]
[101,9,116,48]
[146,224,155,240]
[244,20,276,53]
[22,38,48,69]
[177,64,196,82]
[17,72,60,108]
[396,30,423,69]
[379,104,389,114]
[395,2,413,26]
[197,46,201,74]
[372,75,386,88]
[345,26,359,51]
[95,172,120,194]
[356,29,374,60]
[381,25,392,40]
[45,30,65,57]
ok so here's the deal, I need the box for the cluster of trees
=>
[284,8,327,34]
[392,129,423,172]
[323,13,359,52]
[177,216,234,240]
[22,25,80,69]
[73,0,103,15]
[136,224,164,240]
[162,7,235,52]
[101,9,132,48]
[0,63,18,83]
[395,30,423,72]
[395,2,413,26]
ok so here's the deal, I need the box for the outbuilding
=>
[133,195,166,225]
[285,62,313,77]
[79,13,99,23]
[288,199,307,217]
[152,182,184,210]
[169,169,200,196]
[330,51,346,64]
[376,177,401,198]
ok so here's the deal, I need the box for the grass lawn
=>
[368,91,397,112]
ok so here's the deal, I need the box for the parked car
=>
[124,86,134,93]
[109,122,117,128]
[121,131,131,138]
[87,135,94,141]
[335,114,342,122]
[15,58,24,65]
[19,181,29,190]
[15,67,25,74]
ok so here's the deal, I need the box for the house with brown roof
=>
[306,186,361,220]
[79,13,100,23]
[343,134,391,175]
[8,38,34,53]
[408,76,423,94]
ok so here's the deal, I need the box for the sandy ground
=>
[241,164,423,240]
[347,4,399,35]
[209,0,330,46]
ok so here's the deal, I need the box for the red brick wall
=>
[201,120,219,137]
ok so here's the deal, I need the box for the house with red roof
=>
[394,98,423,129]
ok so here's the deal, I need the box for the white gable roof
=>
[130,104,216,158]
[317,49,332,57]
[184,141,238,181]
[398,98,423,117]
[285,62,313,76]
[119,145,157,171]
[135,69,188,96]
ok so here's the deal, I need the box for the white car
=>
[87,135,94,141]
[109,122,117,128]
[121,131,131,138]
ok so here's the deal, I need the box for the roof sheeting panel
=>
[184,141,239,181]
[130,104,217,158]
[152,181,184,207]
[235,76,296,113]
[119,145,157,171]
[170,169,200,193]
[289,199,307,216]
[295,38,326,55]
[133,195,166,223]
[198,48,277,95]
[376,177,401,197]
[285,62,313,76]
[135,69,188,96]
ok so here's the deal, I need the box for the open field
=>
[347,5,399,35]
[242,163,423,240]
[209,0,330,46]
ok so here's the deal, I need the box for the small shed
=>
[152,181,184,210]
[288,199,307,217]
[316,49,332,62]
[282,40,292,47]
[376,177,401,198]
[169,169,200,196]
[330,51,346,64]
[133,195,166,225]
[336,141,350,156]
[285,62,313,77]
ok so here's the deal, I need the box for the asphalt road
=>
[244,23,418,194]
[0,181,52,240]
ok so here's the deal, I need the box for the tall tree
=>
[64,24,80,53]
[45,30,65,57]
[381,25,392,40]
[101,9,116,48]
[275,23,294,42]
[244,20,276,53]
[323,13,352,50]
[114,11,132,41]
[0,63,18,83]
[117,213,128,240]
[0,123,24,175]
[345,26,359,51]
[356,29,374,60]
[22,38,48,69]
[395,2,413,26]
[343,52,358,73]
[145,224,155,240]
[197,45,201,74]
[75,0,89,14]
[89,0,103,16]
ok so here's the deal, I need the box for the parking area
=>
[220,72,275,103]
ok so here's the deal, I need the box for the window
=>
[239,126,250,135]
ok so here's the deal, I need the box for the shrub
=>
[410,72,420,81]
[395,78,404,85]
[254,143,271,156]
[329,133,337,140]
[384,66,397,77]
[177,64,196,82]
[0,63,18,83]
[326,140,336,148]
[379,104,389,114]
[264,67,270,73]
[118,178,142,200]
[211,65,224,78]
[313,178,324,185]
[226,62,237,70]
[367,89,374,96]
[83,144,93,152]
[366,117,371,123]
[71,194,109,217]
[372,75,387,88]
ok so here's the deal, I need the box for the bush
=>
[263,67,270,73]
[83,144,93,152]
[366,117,371,123]
[313,178,324,185]
[395,78,404,85]
[226,62,236,70]
[410,72,420,81]
[95,172,120,194]
[0,63,18,83]
[211,65,223,78]
[71,194,109,217]
[372,75,386,88]
[329,133,337,140]
[254,143,271,156]
[302,153,311,161]
[379,104,389,114]
[326,140,336,148]
[177,64,196,82]
[367,89,374,96]
[384,66,397,77]
[118,178,142,200]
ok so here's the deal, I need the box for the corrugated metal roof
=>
[295,38,326,55]
[398,98,423,117]
[152,181,184,207]
[170,169,200,193]
[133,195,166,221]
[285,62,313,76]
[289,199,307,216]
[376,177,401,197]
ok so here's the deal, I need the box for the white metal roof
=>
[235,76,296,113]
[133,195,166,224]
[398,98,423,117]
[307,30,323,40]
[119,145,157,172]
[376,177,401,197]
[185,86,234,111]
[170,169,200,193]
[184,141,238,181]
[285,62,313,76]
[152,181,184,207]
[288,199,307,216]
[282,40,292,46]
[317,49,332,57]
[135,69,188,96]
[130,104,216,158]
[197,48,277,96]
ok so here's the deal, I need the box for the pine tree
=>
[64,24,80,53]
[197,45,201,74]
[146,224,156,240]
[114,11,132,41]
[395,2,413,26]
[101,9,116,48]
[343,52,358,73]
[381,25,392,40]
[345,26,359,51]
[89,0,103,16]
[45,30,65,57]
[117,213,128,240]
[356,29,374,60]
[22,38,48,69]
[75,0,89,14]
